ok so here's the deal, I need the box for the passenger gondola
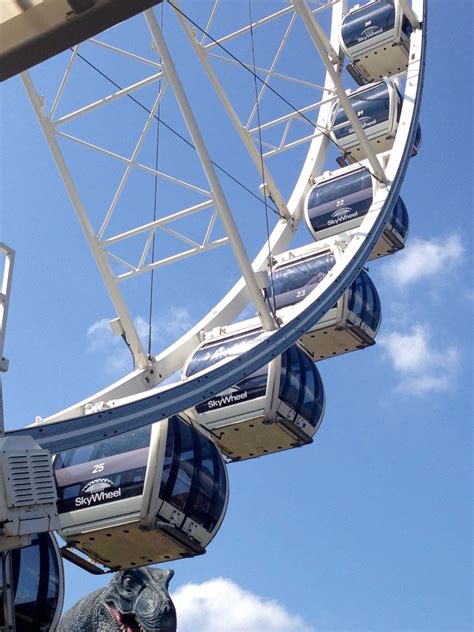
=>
[331,80,401,159]
[340,0,413,84]
[305,165,409,258]
[184,333,325,461]
[53,415,228,570]
[267,245,382,360]
[0,533,64,631]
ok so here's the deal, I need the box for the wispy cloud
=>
[86,305,193,375]
[378,323,460,395]
[86,317,131,374]
[172,577,315,632]
[381,233,465,289]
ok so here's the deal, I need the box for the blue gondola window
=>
[279,347,302,412]
[390,198,409,239]
[341,1,396,49]
[307,169,373,233]
[333,82,391,139]
[0,534,61,631]
[268,252,336,309]
[54,425,152,512]
[160,416,227,532]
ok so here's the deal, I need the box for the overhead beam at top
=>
[0,0,163,82]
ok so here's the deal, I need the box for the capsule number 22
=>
[92,462,105,474]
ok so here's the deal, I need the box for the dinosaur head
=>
[102,567,177,632]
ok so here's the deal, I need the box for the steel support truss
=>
[13,0,425,429]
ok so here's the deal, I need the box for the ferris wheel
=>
[1,0,426,622]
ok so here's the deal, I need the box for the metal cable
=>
[248,0,278,318]
[147,3,165,358]
[73,51,281,215]
[168,0,385,184]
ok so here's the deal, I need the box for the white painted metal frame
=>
[0,243,14,375]
[39,0,345,422]
[145,9,276,332]
[10,0,424,440]
[0,243,14,432]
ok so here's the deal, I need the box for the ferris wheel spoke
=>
[173,1,292,221]
[145,8,277,332]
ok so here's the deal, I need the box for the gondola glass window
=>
[268,251,336,309]
[54,424,151,512]
[0,533,63,631]
[333,82,391,140]
[348,270,382,333]
[160,417,226,532]
[341,0,397,49]
[330,80,400,158]
[306,168,373,238]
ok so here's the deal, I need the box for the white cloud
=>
[378,323,460,395]
[172,578,315,632]
[157,305,193,341]
[381,233,464,289]
[86,317,131,374]
[86,306,194,374]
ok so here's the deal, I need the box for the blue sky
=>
[0,1,472,630]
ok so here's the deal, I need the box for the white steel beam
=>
[173,0,291,220]
[0,243,14,433]
[101,200,215,247]
[145,9,276,331]
[53,71,164,126]
[55,131,212,196]
[49,46,79,119]
[115,237,229,281]
[0,244,14,375]
[22,72,151,371]
[291,0,387,183]
[98,84,166,239]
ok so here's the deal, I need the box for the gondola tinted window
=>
[160,416,227,532]
[390,197,409,239]
[307,169,372,233]
[333,82,391,140]
[54,425,152,512]
[348,271,381,332]
[341,0,397,49]
[0,534,61,631]
[268,251,336,309]
[279,346,302,413]
[186,331,262,376]
[186,332,269,413]
[279,347,323,427]
[299,351,325,424]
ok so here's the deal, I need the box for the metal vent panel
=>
[2,449,57,507]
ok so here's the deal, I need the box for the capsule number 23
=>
[92,462,105,474]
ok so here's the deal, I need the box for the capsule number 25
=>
[92,462,105,474]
